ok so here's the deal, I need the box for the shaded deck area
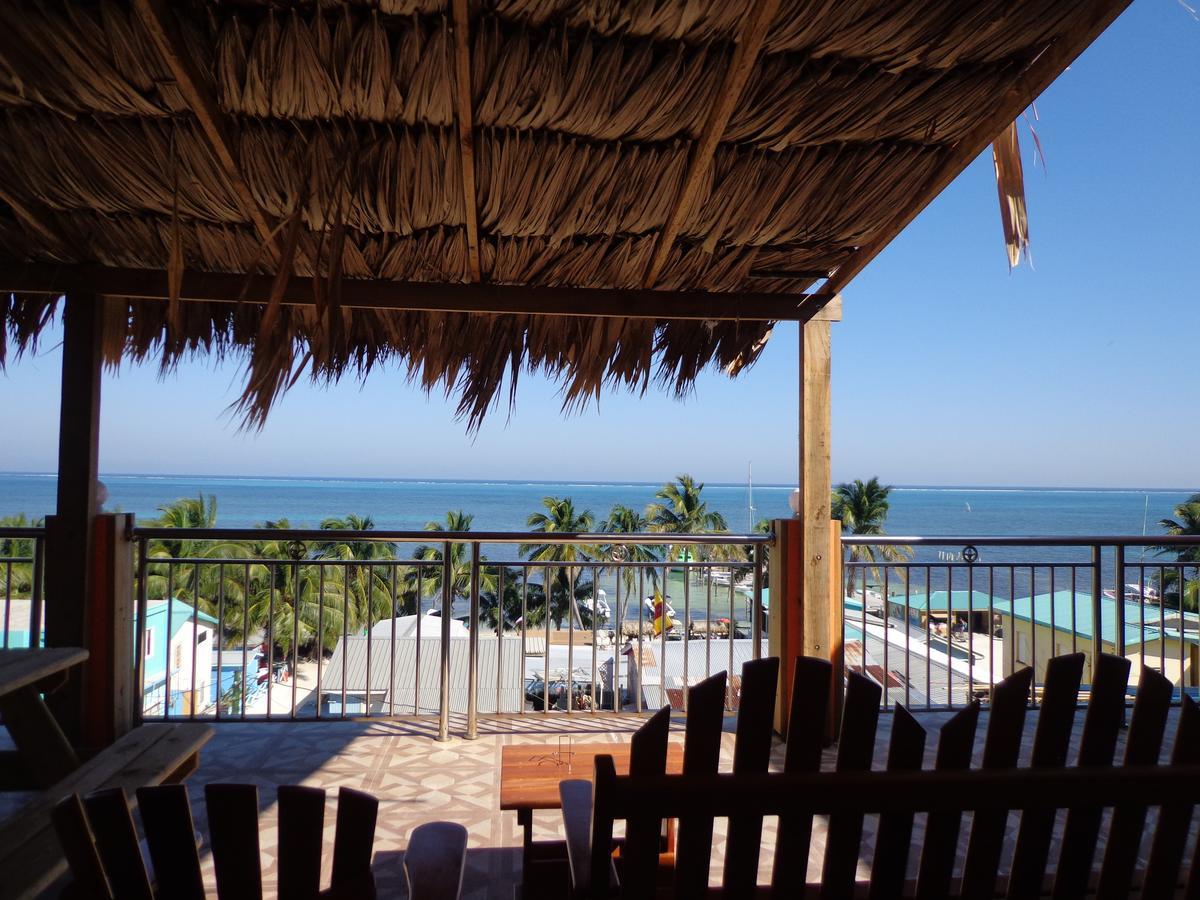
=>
[170,707,1190,898]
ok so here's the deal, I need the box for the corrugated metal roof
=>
[321,635,525,714]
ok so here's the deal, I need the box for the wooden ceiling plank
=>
[641,0,781,289]
[451,0,483,283]
[0,263,820,322]
[132,0,279,254]
[817,0,1134,300]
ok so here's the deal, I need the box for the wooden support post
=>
[769,312,840,740]
[85,514,135,745]
[44,292,103,741]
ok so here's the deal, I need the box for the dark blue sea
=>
[0,472,1191,545]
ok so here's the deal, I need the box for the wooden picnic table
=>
[0,647,91,787]
[500,740,685,887]
[0,648,212,899]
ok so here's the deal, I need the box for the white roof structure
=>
[368,613,469,639]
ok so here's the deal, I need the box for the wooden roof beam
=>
[132,0,279,257]
[451,0,482,282]
[0,263,824,322]
[641,0,781,289]
[817,0,1134,300]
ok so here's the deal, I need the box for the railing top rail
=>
[842,534,1200,548]
[130,527,772,545]
[0,527,45,538]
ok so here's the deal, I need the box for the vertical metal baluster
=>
[1090,546,1103,690]
[1008,565,1016,681]
[133,538,148,724]
[682,559,690,712]
[241,562,249,721]
[727,571,734,711]
[636,568,644,714]
[466,542,480,739]
[1071,564,1078,654]
[415,565,423,715]
[316,564,325,720]
[3,560,11,649]
[947,565,954,707]
[389,562,398,717]
[753,544,764,660]
[544,565,551,714]
[986,565,994,698]
[883,565,891,709]
[1178,564,1186,703]
[1137,562,1146,677]
[1114,546,1126,672]
[190,566,200,721]
[497,565,504,718]
[567,565,575,715]
[438,542,451,742]
[1048,566,1056,684]
[30,535,44,649]
[925,565,932,710]
[364,563,373,719]
[705,567,713,679]
[341,564,349,719]
[967,561,976,703]
[216,563,225,720]
[292,558,302,721]
[266,563,275,719]
[520,568,528,716]
[903,566,911,708]
[591,564,598,713]
[613,569,621,713]
[1159,565,1167,677]
[165,564,175,720]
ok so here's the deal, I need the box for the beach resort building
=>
[996,591,1200,688]
[139,599,218,718]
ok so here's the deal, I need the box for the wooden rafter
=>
[816,0,1134,300]
[0,263,821,322]
[641,0,781,289]
[132,0,279,256]
[451,0,482,282]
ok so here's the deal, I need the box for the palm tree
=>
[831,478,912,597]
[0,514,40,603]
[520,497,597,629]
[144,495,249,618]
[246,520,348,654]
[1156,494,1200,611]
[600,504,661,611]
[646,474,728,563]
[404,511,496,617]
[316,514,401,631]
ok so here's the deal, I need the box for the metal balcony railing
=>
[129,528,769,738]
[841,535,1200,710]
[0,527,45,649]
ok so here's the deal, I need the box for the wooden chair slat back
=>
[136,784,206,900]
[818,671,882,900]
[620,706,671,899]
[205,783,264,900]
[771,657,833,898]
[913,702,980,900]
[1005,652,1085,899]
[1096,666,1174,899]
[866,704,927,900]
[51,794,114,900]
[83,788,154,900]
[1141,694,1200,899]
[674,670,728,897]
[722,656,780,897]
[330,786,379,898]
[277,785,326,900]
[1050,653,1131,900]
[960,667,1034,899]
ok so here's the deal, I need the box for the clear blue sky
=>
[2,1,1197,488]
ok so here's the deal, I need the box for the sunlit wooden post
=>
[770,298,842,740]
[44,292,103,742]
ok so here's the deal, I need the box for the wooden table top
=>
[0,648,89,697]
[500,742,685,811]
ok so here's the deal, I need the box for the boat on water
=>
[1103,583,1161,604]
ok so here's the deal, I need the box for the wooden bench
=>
[561,652,1200,897]
[0,722,211,900]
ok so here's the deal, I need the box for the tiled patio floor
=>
[180,706,1190,898]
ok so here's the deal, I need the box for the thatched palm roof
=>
[0,0,1129,425]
